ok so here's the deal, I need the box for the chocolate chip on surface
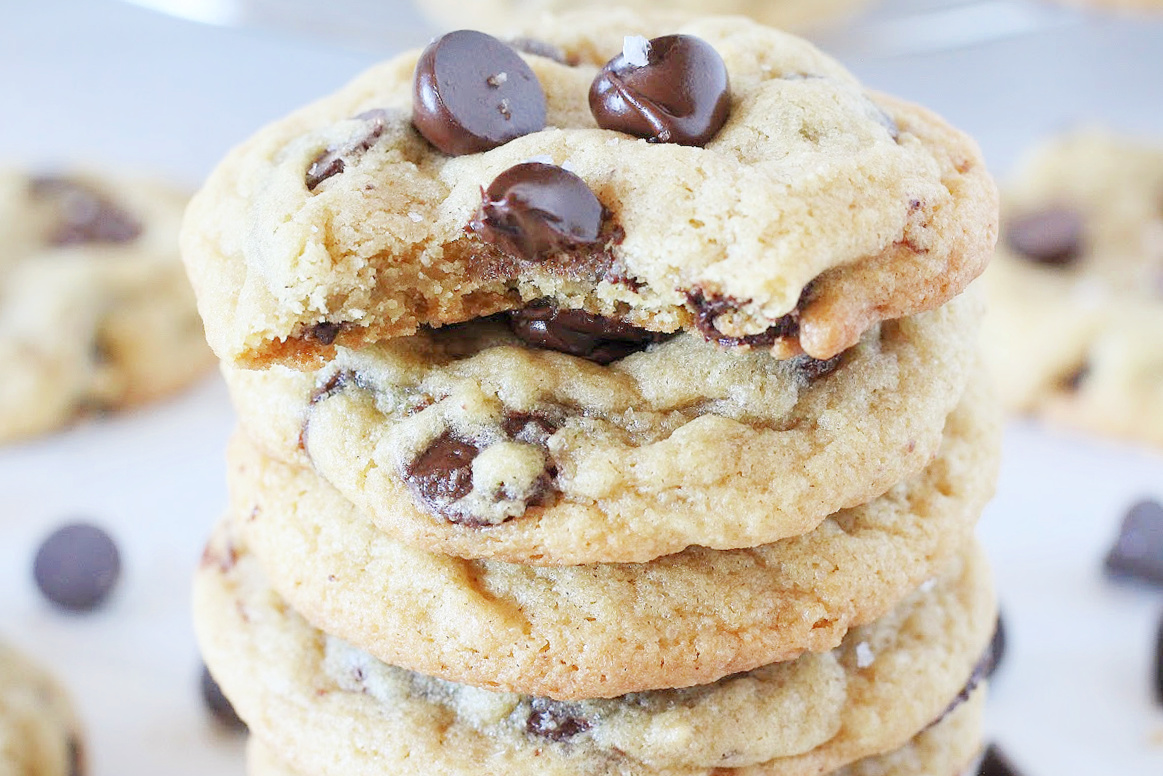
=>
[469,163,604,262]
[200,664,247,732]
[526,698,590,741]
[977,743,1024,776]
[1104,499,1163,586]
[412,30,546,155]
[501,411,558,445]
[589,34,730,147]
[33,522,121,612]
[405,431,480,516]
[508,302,663,364]
[1005,207,1085,267]
[305,109,391,191]
[30,176,142,246]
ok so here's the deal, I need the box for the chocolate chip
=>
[978,744,1024,776]
[200,664,247,732]
[412,30,546,156]
[791,354,842,382]
[406,431,480,516]
[468,163,604,262]
[508,302,663,364]
[1154,612,1163,705]
[526,698,590,741]
[33,523,121,612]
[1104,500,1163,586]
[507,37,570,65]
[1060,362,1089,392]
[306,109,391,191]
[30,176,142,246]
[687,288,800,348]
[306,322,342,346]
[501,412,558,445]
[589,34,730,147]
[1005,207,1085,267]
[984,613,1006,680]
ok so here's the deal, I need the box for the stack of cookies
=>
[185,11,1002,776]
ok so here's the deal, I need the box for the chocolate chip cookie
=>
[224,370,997,698]
[0,641,84,776]
[194,520,995,776]
[182,12,997,369]
[0,171,214,441]
[224,293,982,565]
[981,131,1163,445]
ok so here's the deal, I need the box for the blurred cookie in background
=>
[414,0,873,34]
[981,130,1163,446]
[0,640,85,776]
[0,170,215,442]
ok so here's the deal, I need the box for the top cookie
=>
[182,11,997,369]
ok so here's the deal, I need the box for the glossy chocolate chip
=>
[978,744,1024,776]
[406,431,480,515]
[200,664,247,731]
[1104,499,1163,586]
[590,34,730,147]
[526,698,590,741]
[412,30,546,156]
[1005,207,1084,267]
[33,523,121,612]
[30,177,142,246]
[469,163,604,262]
[305,109,391,191]
[508,303,663,364]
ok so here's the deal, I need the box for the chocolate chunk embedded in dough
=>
[30,176,142,246]
[526,698,590,741]
[1005,207,1084,267]
[590,34,730,147]
[412,30,546,155]
[508,303,663,364]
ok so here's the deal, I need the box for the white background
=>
[0,1,1161,773]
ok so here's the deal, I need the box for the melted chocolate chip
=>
[412,30,547,156]
[1105,500,1163,586]
[508,303,663,364]
[791,354,843,381]
[589,34,730,147]
[687,288,801,348]
[33,523,121,612]
[305,109,391,191]
[526,698,590,741]
[507,37,570,65]
[1006,207,1085,267]
[469,163,604,262]
[978,744,1024,776]
[501,411,558,445]
[306,322,342,346]
[200,664,247,732]
[406,431,480,515]
[30,177,142,246]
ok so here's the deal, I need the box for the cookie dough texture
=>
[417,0,870,33]
[225,370,997,698]
[182,12,997,369]
[244,688,983,776]
[225,293,983,565]
[0,171,214,442]
[195,524,994,776]
[981,131,1163,445]
[0,642,83,776]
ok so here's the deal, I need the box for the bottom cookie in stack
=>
[194,521,996,776]
[0,641,84,776]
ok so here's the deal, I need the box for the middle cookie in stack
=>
[187,11,1001,776]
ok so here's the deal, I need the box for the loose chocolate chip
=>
[1104,500,1163,586]
[406,431,480,515]
[589,34,730,147]
[1005,207,1085,267]
[507,37,570,65]
[978,744,1024,776]
[305,109,391,191]
[508,302,663,364]
[412,30,547,156]
[687,288,800,348]
[30,177,142,246]
[469,163,604,262]
[200,664,247,732]
[306,322,342,346]
[33,523,121,612]
[526,698,590,741]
